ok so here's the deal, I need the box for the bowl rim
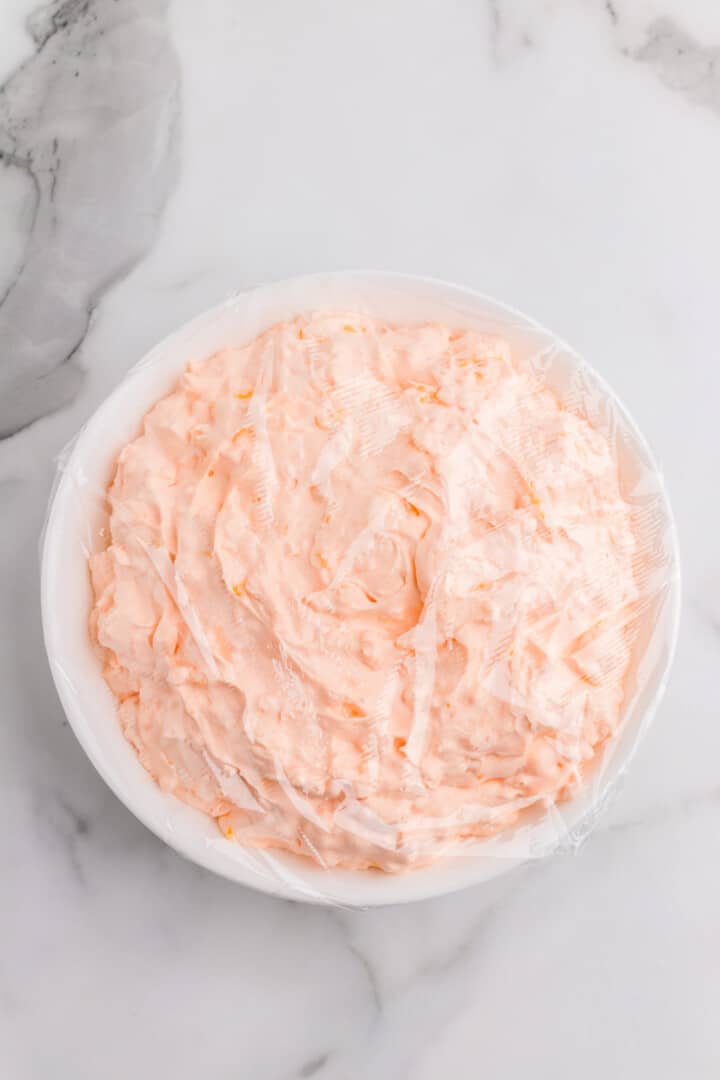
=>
[41,270,682,906]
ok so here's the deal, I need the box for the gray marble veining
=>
[637,18,720,115]
[0,0,179,438]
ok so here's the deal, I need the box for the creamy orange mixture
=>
[90,314,638,870]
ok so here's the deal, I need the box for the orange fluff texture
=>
[89,314,638,870]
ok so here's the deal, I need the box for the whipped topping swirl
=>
[90,314,639,870]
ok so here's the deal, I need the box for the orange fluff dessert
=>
[89,314,638,870]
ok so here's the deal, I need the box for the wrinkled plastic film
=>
[42,276,680,904]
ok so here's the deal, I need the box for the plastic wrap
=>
[41,272,680,906]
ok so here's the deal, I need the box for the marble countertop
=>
[2,1,718,1076]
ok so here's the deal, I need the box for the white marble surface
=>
[1,1,718,1076]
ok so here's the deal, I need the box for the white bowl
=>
[41,272,681,906]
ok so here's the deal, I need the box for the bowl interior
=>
[41,272,680,906]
